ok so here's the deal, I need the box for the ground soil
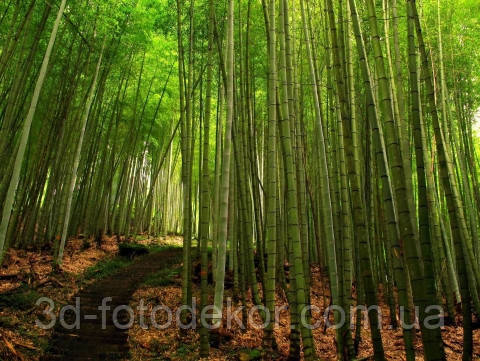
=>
[1,239,479,361]
[127,264,480,361]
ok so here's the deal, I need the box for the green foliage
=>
[238,348,262,361]
[0,286,41,310]
[142,265,180,287]
[83,257,132,281]
[147,244,182,253]
[421,0,480,114]
[175,343,195,357]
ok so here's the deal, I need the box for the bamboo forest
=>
[0,0,480,360]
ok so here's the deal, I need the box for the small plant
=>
[147,243,182,254]
[175,343,195,357]
[142,266,180,287]
[149,338,170,354]
[238,348,262,361]
[83,257,132,281]
[0,285,41,310]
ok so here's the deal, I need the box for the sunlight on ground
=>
[133,234,183,248]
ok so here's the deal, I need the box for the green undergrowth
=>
[82,241,181,282]
[175,343,196,358]
[238,348,262,360]
[142,264,181,287]
[82,257,133,281]
[0,284,42,310]
[147,243,182,253]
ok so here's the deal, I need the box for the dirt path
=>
[42,248,182,361]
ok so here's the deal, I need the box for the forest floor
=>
[0,234,182,360]
[0,238,479,360]
[128,263,480,361]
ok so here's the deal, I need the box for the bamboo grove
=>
[0,0,480,360]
